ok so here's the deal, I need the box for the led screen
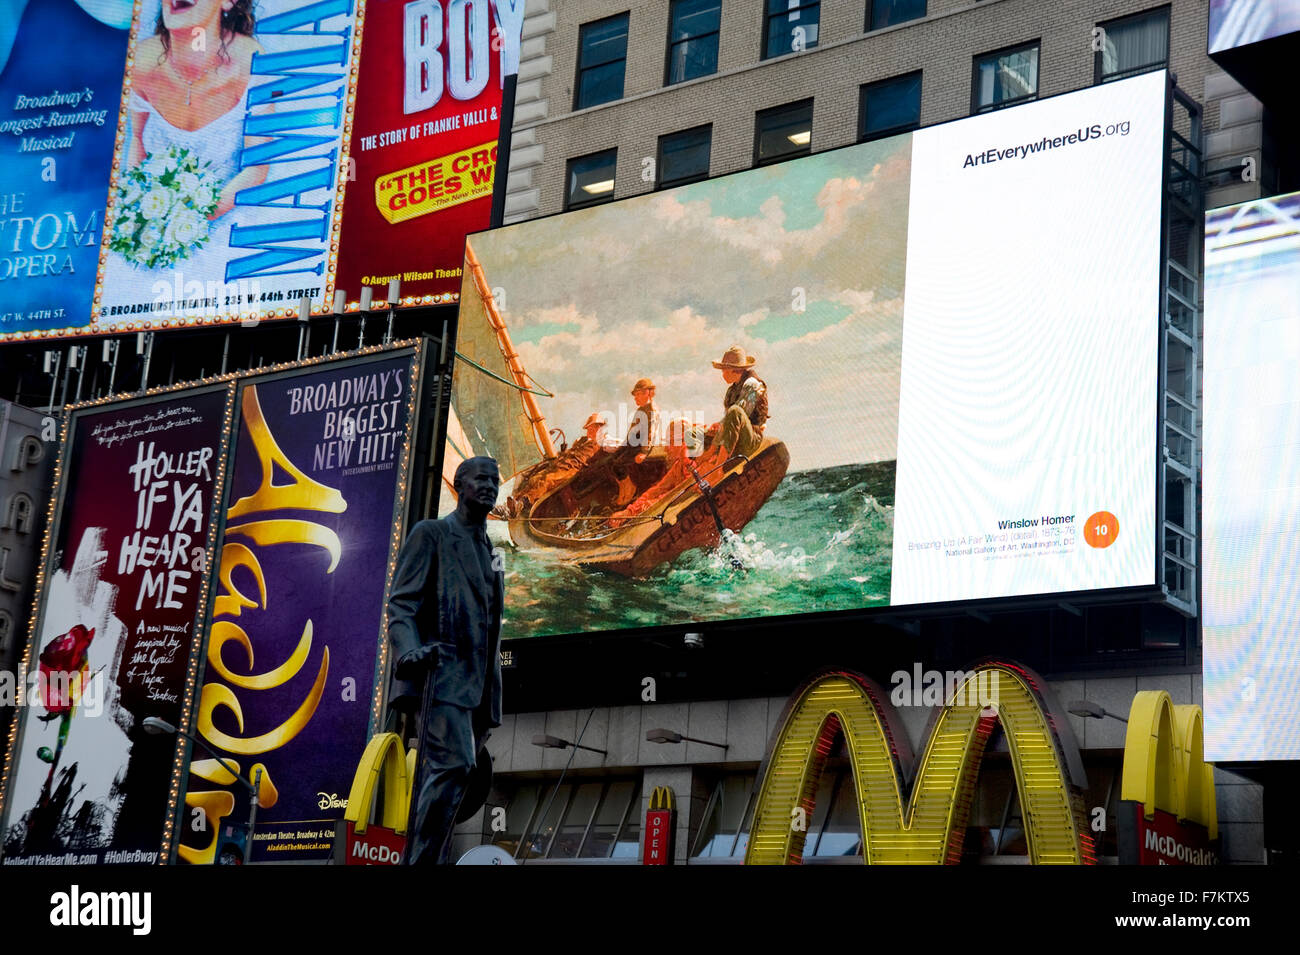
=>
[442,70,1167,639]
[1203,189,1300,761]
[1209,0,1300,53]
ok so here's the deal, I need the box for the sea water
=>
[496,461,895,638]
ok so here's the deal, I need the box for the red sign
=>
[343,820,407,866]
[644,809,674,865]
[335,0,525,306]
[1131,804,1218,865]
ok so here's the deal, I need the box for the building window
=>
[575,13,629,110]
[566,150,617,210]
[0,610,11,657]
[666,0,721,85]
[754,99,813,166]
[491,779,641,860]
[868,0,926,32]
[763,0,819,59]
[859,71,922,141]
[657,125,712,189]
[972,41,1040,113]
[691,773,756,858]
[1096,7,1169,83]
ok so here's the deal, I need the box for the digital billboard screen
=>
[442,69,1167,640]
[1209,0,1300,53]
[1203,189,1300,761]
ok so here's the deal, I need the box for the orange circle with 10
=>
[1084,511,1119,549]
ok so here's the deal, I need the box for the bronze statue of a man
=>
[387,456,503,865]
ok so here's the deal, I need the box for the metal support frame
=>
[1160,81,1203,616]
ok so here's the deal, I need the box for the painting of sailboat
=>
[442,133,912,638]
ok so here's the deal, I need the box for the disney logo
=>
[318,792,348,810]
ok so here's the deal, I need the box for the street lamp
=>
[531,734,608,755]
[142,717,263,865]
[1066,700,1129,723]
[645,728,728,750]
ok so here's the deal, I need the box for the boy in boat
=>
[607,418,704,528]
[605,377,661,504]
[693,345,769,476]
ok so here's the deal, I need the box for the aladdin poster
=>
[333,0,523,306]
[177,350,417,863]
[0,0,131,339]
[0,386,230,864]
[93,0,365,331]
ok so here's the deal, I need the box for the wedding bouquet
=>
[109,145,221,269]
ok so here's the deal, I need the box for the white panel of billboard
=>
[1203,190,1300,761]
[890,69,1166,606]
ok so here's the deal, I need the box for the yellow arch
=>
[745,664,1092,865]
[345,732,412,834]
[1121,691,1217,839]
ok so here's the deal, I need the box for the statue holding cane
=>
[387,456,503,865]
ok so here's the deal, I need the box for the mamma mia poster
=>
[0,386,231,865]
[93,0,365,331]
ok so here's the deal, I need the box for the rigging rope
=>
[455,351,555,397]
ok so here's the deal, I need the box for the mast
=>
[465,239,557,460]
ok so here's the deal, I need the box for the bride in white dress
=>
[101,0,269,319]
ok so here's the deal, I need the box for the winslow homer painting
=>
[444,134,912,638]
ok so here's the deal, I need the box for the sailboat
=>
[446,239,790,578]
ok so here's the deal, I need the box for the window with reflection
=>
[576,13,629,110]
[868,0,925,32]
[1096,7,1169,83]
[859,71,921,141]
[754,99,813,166]
[666,0,721,85]
[692,774,755,858]
[657,125,712,189]
[488,779,642,860]
[763,0,819,59]
[972,42,1039,113]
[566,149,617,210]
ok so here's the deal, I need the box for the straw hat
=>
[711,345,756,370]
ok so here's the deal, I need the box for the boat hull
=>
[509,438,790,577]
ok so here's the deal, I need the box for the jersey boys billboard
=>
[334,0,524,307]
[444,70,1167,639]
[0,386,230,865]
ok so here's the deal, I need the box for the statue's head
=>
[455,456,500,514]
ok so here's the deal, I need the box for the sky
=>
[467,133,912,472]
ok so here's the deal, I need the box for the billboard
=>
[333,0,524,307]
[91,0,365,333]
[177,347,421,863]
[1202,189,1300,761]
[443,70,1167,639]
[1,0,521,343]
[0,0,131,338]
[1209,0,1300,53]
[0,385,231,865]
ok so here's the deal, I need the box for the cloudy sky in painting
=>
[466,133,912,472]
